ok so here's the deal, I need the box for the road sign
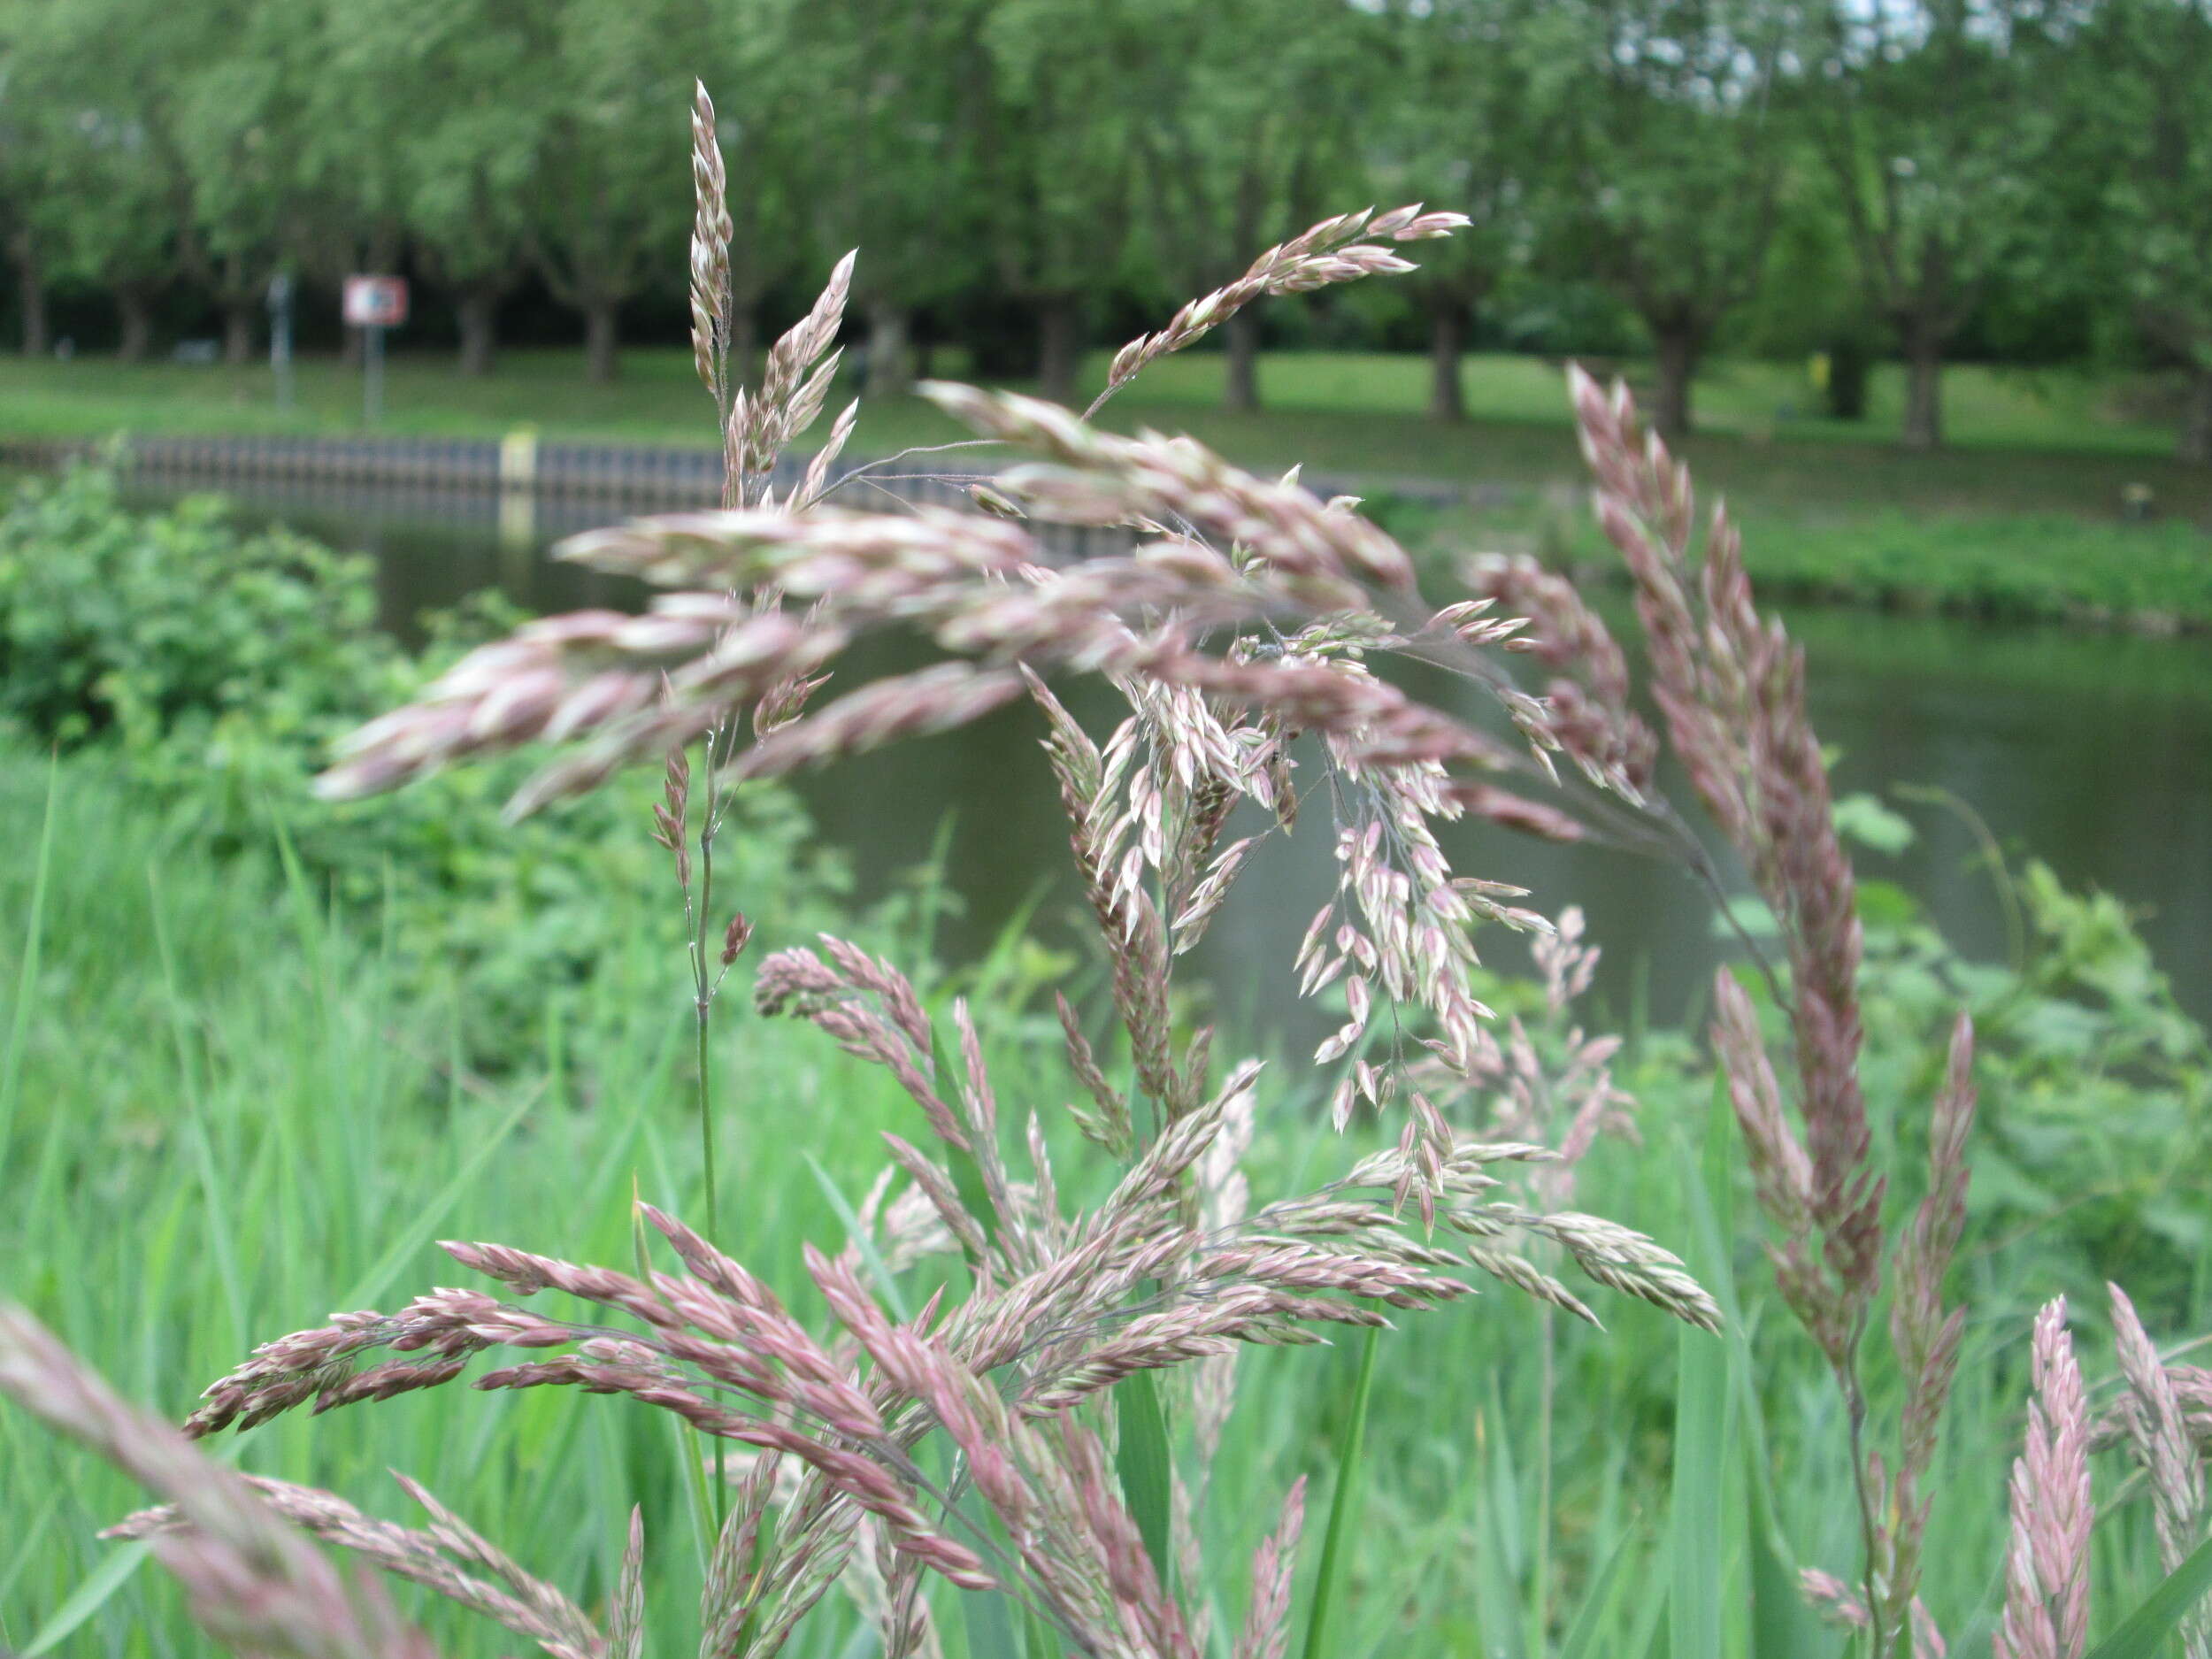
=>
[344,277,407,426]
[342,276,409,329]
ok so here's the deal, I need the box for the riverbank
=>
[6,345,2210,628]
[1395,493,2212,634]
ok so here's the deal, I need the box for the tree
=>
[282,1,413,368]
[1,0,199,360]
[1373,0,1566,422]
[1565,0,1786,439]
[795,0,994,399]
[170,0,310,365]
[2088,0,2212,465]
[319,0,543,377]
[1122,0,1372,413]
[977,0,1142,405]
[1801,0,2047,451]
[0,42,71,355]
[525,0,699,384]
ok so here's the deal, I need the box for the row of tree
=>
[3,0,2209,458]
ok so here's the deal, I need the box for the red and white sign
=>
[342,276,409,329]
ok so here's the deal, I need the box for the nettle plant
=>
[4,81,2211,1659]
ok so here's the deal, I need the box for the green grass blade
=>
[1557,1529,1640,1659]
[804,1154,911,1321]
[2085,1532,2212,1659]
[1301,1320,1381,1659]
[336,1079,543,1308]
[1116,1368,1176,1593]
[1669,1116,1734,1659]
[0,753,58,1186]
[1668,1313,1730,1659]
[23,1540,150,1655]
[960,1579,1024,1659]
[19,1080,548,1653]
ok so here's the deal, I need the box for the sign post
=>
[265,272,295,411]
[342,276,409,426]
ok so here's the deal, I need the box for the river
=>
[123,474,2212,1037]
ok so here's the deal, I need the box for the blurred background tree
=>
[0,0,2208,460]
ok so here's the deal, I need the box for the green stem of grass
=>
[1302,1319,1381,1659]
[691,743,723,1540]
[695,818,719,1248]
[696,1002,718,1244]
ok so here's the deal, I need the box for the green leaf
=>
[1669,1110,1735,1659]
[1834,792,1916,855]
[23,1541,150,1656]
[1302,1321,1381,1659]
[2085,1532,2212,1659]
[1116,1368,1176,1594]
[0,753,58,1189]
[804,1154,912,1321]
[338,1079,544,1310]
[1558,1530,1640,1659]
[19,1077,544,1654]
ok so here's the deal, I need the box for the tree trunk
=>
[223,302,256,365]
[1428,296,1470,424]
[2177,365,2212,467]
[1826,336,1870,420]
[585,301,619,384]
[116,289,155,363]
[1650,324,1700,442]
[865,299,911,398]
[1223,308,1261,414]
[457,291,498,377]
[1901,319,1943,452]
[14,237,48,357]
[1037,295,1081,406]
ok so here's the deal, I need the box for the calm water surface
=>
[142,478,2212,1034]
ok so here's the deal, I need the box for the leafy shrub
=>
[0,465,396,752]
[0,465,847,1064]
[1858,858,2211,1314]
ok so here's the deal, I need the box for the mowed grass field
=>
[4,347,2207,526]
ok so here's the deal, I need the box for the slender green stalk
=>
[1532,1301,1555,1652]
[1302,1320,1382,1659]
[696,1003,718,1243]
[694,798,719,1248]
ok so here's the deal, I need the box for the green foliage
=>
[1855,856,2212,1312]
[0,465,846,1064]
[2082,0,2212,391]
[0,463,391,750]
[1694,795,2210,1322]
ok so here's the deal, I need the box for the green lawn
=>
[4,347,2206,526]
